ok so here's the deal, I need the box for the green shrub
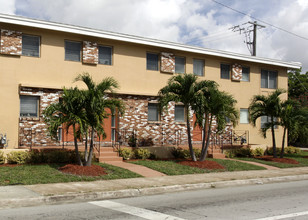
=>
[138,138,154,147]
[27,150,45,164]
[224,148,252,158]
[224,149,236,158]
[172,148,190,159]
[0,151,5,164]
[285,146,301,154]
[134,148,151,159]
[251,147,265,157]
[172,148,202,159]
[266,147,282,156]
[7,151,29,164]
[128,134,137,147]
[118,148,134,160]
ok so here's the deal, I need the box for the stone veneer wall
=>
[0,29,22,55]
[82,41,98,64]
[117,94,194,145]
[19,87,62,147]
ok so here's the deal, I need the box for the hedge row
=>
[0,149,88,165]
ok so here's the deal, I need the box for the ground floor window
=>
[240,109,249,124]
[148,103,159,121]
[175,105,185,122]
[20,95,39,117]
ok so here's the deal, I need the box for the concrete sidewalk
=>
[1,167,308,209]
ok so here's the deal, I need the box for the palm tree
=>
[249,89,285,158]
[74,73,124,166]
[195,87,238,161]
[43,87,86,166]
[279,99,303,158]
[158,74,203,161]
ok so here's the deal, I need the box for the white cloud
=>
[6,0,308,72]
[0,0,15,14]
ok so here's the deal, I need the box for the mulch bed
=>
[303,156,308,159]
[178,160,225,170]
[59,164,107,176]
[255,156,299,164]
[0,164,21,167]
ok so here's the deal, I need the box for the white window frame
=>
[65,40,81,62]
[220,63,230,79]
[98,45,112,65]
[146,52,159,71]
[148,103,160,121]
[20,95,39,117]
[193,59,204,76]
[22,34,40,57]
[175,105,185,122]
[241,66,250,82]
[240,109,249,124]
[261,69,278,89]
[175,56,185,74]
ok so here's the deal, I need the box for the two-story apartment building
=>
[0,14,301,149]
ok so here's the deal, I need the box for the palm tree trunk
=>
[186,107,196,161]
[84,130,88,162]
[271,118,277,158]
[73,125,83,166]
[280,127,287,158]
[85,127,95,166]
[200,115,213,161]
[200,114,208,155]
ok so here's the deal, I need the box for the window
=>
[148,103,159,121]
[242,67,250,82]
[20,95,39,117]
[111,114,116,127]
[175,56,185,74]
[146,53,159,70]
[240,109,249,124]
[58,128,63,141]
[261,116,278,129]
[193,59,204,76]
[220,64,230,79]
[22,35,40,57]
[261,69,277,89]
[98,46,112,65]
[65,41,81,61]
[175,105,185,122]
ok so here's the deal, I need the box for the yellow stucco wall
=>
[0,23,288,149]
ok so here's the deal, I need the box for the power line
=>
[211,0,308,41]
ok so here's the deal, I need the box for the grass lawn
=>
[129,159,265,176]
[0,163,141,186]
[237,153,308,168]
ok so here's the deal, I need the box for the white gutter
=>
[0,13,301,69]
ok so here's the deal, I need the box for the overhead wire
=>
[210,0,308,41]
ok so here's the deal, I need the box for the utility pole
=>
[230,21,265,56]
[248,21,265,56]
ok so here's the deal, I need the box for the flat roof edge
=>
[0,14,302,69]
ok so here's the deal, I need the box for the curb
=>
[1,174,308,209]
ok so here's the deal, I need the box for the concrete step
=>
[208,153,225,159]
[98,156,123,162]
[96,151,119,157]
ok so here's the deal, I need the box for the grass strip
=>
[0,163,141,186]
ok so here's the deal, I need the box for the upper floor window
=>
[65,40,81,61]
[146,53,159,71]
[261,69,277,89]
[99,46,112,65]
[20,95,39,117]
[261,116,278,129]
[22,34,40,57]
[193,59,204,76]
[175,56,185,74]
[242,67,250,82]
[148,103,160,121]
[240,109,249,124]
[220,64,230,79]
[175,105,185,122]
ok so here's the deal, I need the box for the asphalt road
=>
[1,180,308,220]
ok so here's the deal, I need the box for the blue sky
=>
[1,0,308,72]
